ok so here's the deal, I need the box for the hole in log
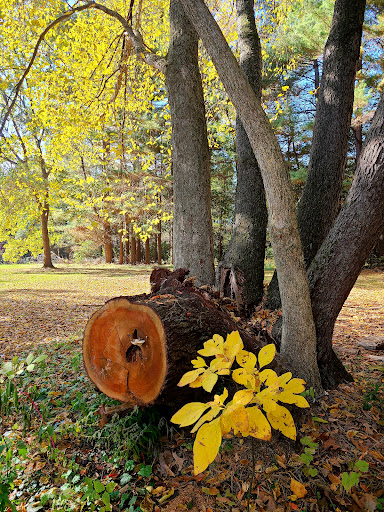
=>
[126,343,142,363]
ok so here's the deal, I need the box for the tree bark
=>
[130,235,136,265]
[297,0,366,267]
[41,205,54,268]
[180,0,322,390]
[165,0,215,286]
[83,271,269,407]
[219,0,267,310]
[37,144,54,269]
[145,238,150,264]
[104,221,113,263]
[136,238,142,263]
[308,91,384,388]
[157,221,162,264]
[267,0,366,309]
[119,225,124,265]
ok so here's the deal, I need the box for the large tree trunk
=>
[218,0,267,310]
[266,0,366,310]
[308,91,384,388]
[180,0,322,390]
[298,0,366,265]
[165,0,215,286]
[83,271,266,407]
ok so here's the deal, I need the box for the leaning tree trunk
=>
[267,0,366,309]
[218,0,267,310]
[83,272,265,407]
[165,0,215,286]
[308,91,384,388]
[180,0,322,391]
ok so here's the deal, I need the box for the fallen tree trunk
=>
[83,270,268,407]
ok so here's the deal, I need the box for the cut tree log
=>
[83,269,272,408]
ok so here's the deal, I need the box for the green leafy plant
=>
[363,381,383,411]
[0,436,28,512]
[341,460,369,493]
[0,353,47,425]
[171,331,310,475]
[300,436,319,477]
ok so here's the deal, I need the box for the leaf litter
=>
[0,264,383,512]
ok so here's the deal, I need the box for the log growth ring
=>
[83,298,167,404]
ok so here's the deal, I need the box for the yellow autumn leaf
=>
[276,375,309,407]
[214,387,228,406]
[193,418,222,475]
[236,350,257,371]
[201,371,218,392]
[209,356,232,372]
[265,403,296,440]
[191,356,206,368]
[259,369,278,386]
[281,376,306,395]
[258,344,276,369]
[170,402,210,427]
[232,389,255,406]
[223,331,243,359]
[278,391,309,408]
[177,368,204,387]
[189,375,203,388]
[191,405,221,433]
[245,407,271,440]
[290,478,307,498]
[230,404,249,435]
[232,368,253,387]
[198,334,224,357]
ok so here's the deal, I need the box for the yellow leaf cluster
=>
[171,331,309,475]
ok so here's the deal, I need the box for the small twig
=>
[22,390,56,449]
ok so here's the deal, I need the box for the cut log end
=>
[83,298,167,405]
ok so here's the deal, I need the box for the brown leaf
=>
[328,473,341,485]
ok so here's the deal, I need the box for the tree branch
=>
[0,1,166,136]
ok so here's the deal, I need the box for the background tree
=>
[217,0,268,310]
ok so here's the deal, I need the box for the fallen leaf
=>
[290,478,307,498]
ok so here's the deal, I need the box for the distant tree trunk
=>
[309,91,384,388]
[104,221,113,263]
[125,216,130,264]
[267,0,366,309]
[37,143,54,269]
[313,58,320,93]
[41,204,54,268]
[157,224,162,264]
[130,236,136,265]
[218,0,267,310]
[154,236,158,263]
[170,219,174,264]
[165,0,215,286]
[353,123,363,164]
[119,224,124,264]
[181,0,322,391]
[145,238,150,264]
[136,239,142,263]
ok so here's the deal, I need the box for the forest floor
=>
[0,263,383,512]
